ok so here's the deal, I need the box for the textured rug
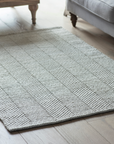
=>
[0,27,114,132]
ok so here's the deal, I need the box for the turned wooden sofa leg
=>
[70,12,78,27]
[29,4,38,25]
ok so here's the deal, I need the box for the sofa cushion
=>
[70,0,114,23]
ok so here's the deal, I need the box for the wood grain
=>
[21,127,69,144]
[55,120,110,144]
[89,119,114,144]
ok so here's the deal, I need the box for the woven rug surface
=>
[0,27,114,132]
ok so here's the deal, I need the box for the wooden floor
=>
[0,0,114,143]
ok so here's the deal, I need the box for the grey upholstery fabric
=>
[70,0,114,23]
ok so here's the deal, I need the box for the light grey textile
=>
[0,27,114,132]
[66,0,114,37]
[70,0,114,23]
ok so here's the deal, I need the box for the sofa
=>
[66,0,114,37]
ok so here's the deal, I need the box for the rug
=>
[0,27,114,132]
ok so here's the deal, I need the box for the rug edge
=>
[5,108,114,132]
[0,27,62,38]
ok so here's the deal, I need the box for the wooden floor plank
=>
[85,112,114,122]
[55,120,110,144]
[104,116,114,129]
[0,122,27,144]
[89,119,114,144]
[0,7,37,33]
[21,127,69,144]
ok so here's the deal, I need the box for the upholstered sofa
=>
[66,0,114,37]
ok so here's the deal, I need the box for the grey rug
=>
[0,27,114,132]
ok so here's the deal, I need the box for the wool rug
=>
[0,27,114,132]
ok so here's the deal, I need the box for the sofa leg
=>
[29,4,38,25]
[70,13,77,27]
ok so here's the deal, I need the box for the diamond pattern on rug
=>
[0,27,114,132]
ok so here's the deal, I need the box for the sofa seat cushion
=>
[70,0,114,23]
